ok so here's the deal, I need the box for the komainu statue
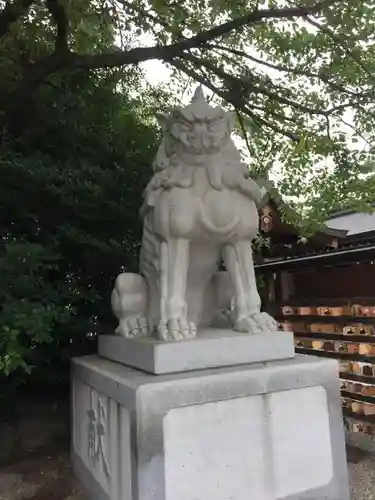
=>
[111,86,277,341]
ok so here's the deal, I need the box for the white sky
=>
[141,59,172,86]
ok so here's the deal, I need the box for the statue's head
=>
[157,86,235,156]
[147,85,262,207]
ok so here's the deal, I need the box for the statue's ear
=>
[156,112,169,130]
[225,111,236,132]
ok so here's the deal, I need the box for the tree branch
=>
[235,109,256,157]
[207,42,369,100]
[170,58,300,141]
[45,0,69,54]
[207,43,375,124]
[337,116,374,150]
[119,0,171,31]
[5,1,332,97]
[109,1,125,49]
[182,51,336,118]
[2,0,340,139]
[305,15,375,83]
[0,0,34,39]
[65,3,329,70]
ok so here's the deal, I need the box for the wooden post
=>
[280,270,295,302]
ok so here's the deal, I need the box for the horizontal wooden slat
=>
[294,331,375,343]
[277,297,375,307]
[340,372,375,385]
[343,408,375,425]
[279,315,375,323]
[254,244,375,271]
[341,391,375,405]
[295,347,375,363]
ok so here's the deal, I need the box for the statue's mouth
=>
[184,145,220,155]
[180,150,219,165]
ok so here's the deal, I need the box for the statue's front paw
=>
[235,312,277,335]
[254,312,278,332]
[157,318,197,342]
[116,314,149,338]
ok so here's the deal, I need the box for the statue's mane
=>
[141,87,262,217]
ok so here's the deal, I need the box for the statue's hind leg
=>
[223,241,277,334]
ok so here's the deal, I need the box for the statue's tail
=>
[111,273,148,324]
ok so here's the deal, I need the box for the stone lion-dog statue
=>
[111,86,277,341]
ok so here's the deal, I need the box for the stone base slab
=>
[72,354,349,500]
[98,329,294,374]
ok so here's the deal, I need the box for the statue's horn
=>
[191,85,206,103]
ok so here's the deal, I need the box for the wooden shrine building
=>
[256,183,375,450]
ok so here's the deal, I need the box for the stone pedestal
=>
[71,353,349,500]
[98,330,295,374]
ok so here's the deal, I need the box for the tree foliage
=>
[1,0,375,383]
[0,3,173,382]
[2,0,375,217]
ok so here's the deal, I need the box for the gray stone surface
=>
[98,329,295,374]
[72,453,110,500]
[72,354,350,500]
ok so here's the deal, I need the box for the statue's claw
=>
[116,314,149,338]
[157,317,197,341]
[234,312,278,335]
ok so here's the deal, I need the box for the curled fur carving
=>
[144,146,262,212]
